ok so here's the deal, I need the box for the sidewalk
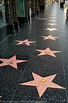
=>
[0,2,68,103]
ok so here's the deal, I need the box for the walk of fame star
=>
[49,20,56,22]
[16,39,35,46]
[36,47,60,57]
[42,35,59,40]
[44,28,57,31]
[49,17,56,19]
[0,55,27,69]
[47,23,56,25]
[38,18,47,20]
[20,72,65,97]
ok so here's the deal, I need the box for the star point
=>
[20,72,65,97]
[42,35,59,40]
[36,47,60,57]
[0,55,27,69]
[16,39,35,46]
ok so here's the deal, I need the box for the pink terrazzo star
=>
[20,72,65,97]
[16,39,35,46]
[49,20,56,22]
[0,55,27,69]
[47,23,56,25]
[50,17,56,19]
[36,47,60,57]
[42,35,59,40]
[38,18,47,20]
[44,28,57,31]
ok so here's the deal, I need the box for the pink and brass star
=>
[0,55,27,69]
[44,28,57,31]
[16,39,35,46]
[36,47,60,57]
[47,23,56,25]
[42,35,59,40]
[20,72,65,97]
[50,17,56,19]
[38,18,47,20]
[49,20,56,22]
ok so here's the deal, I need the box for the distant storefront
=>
[0,0,6,23]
